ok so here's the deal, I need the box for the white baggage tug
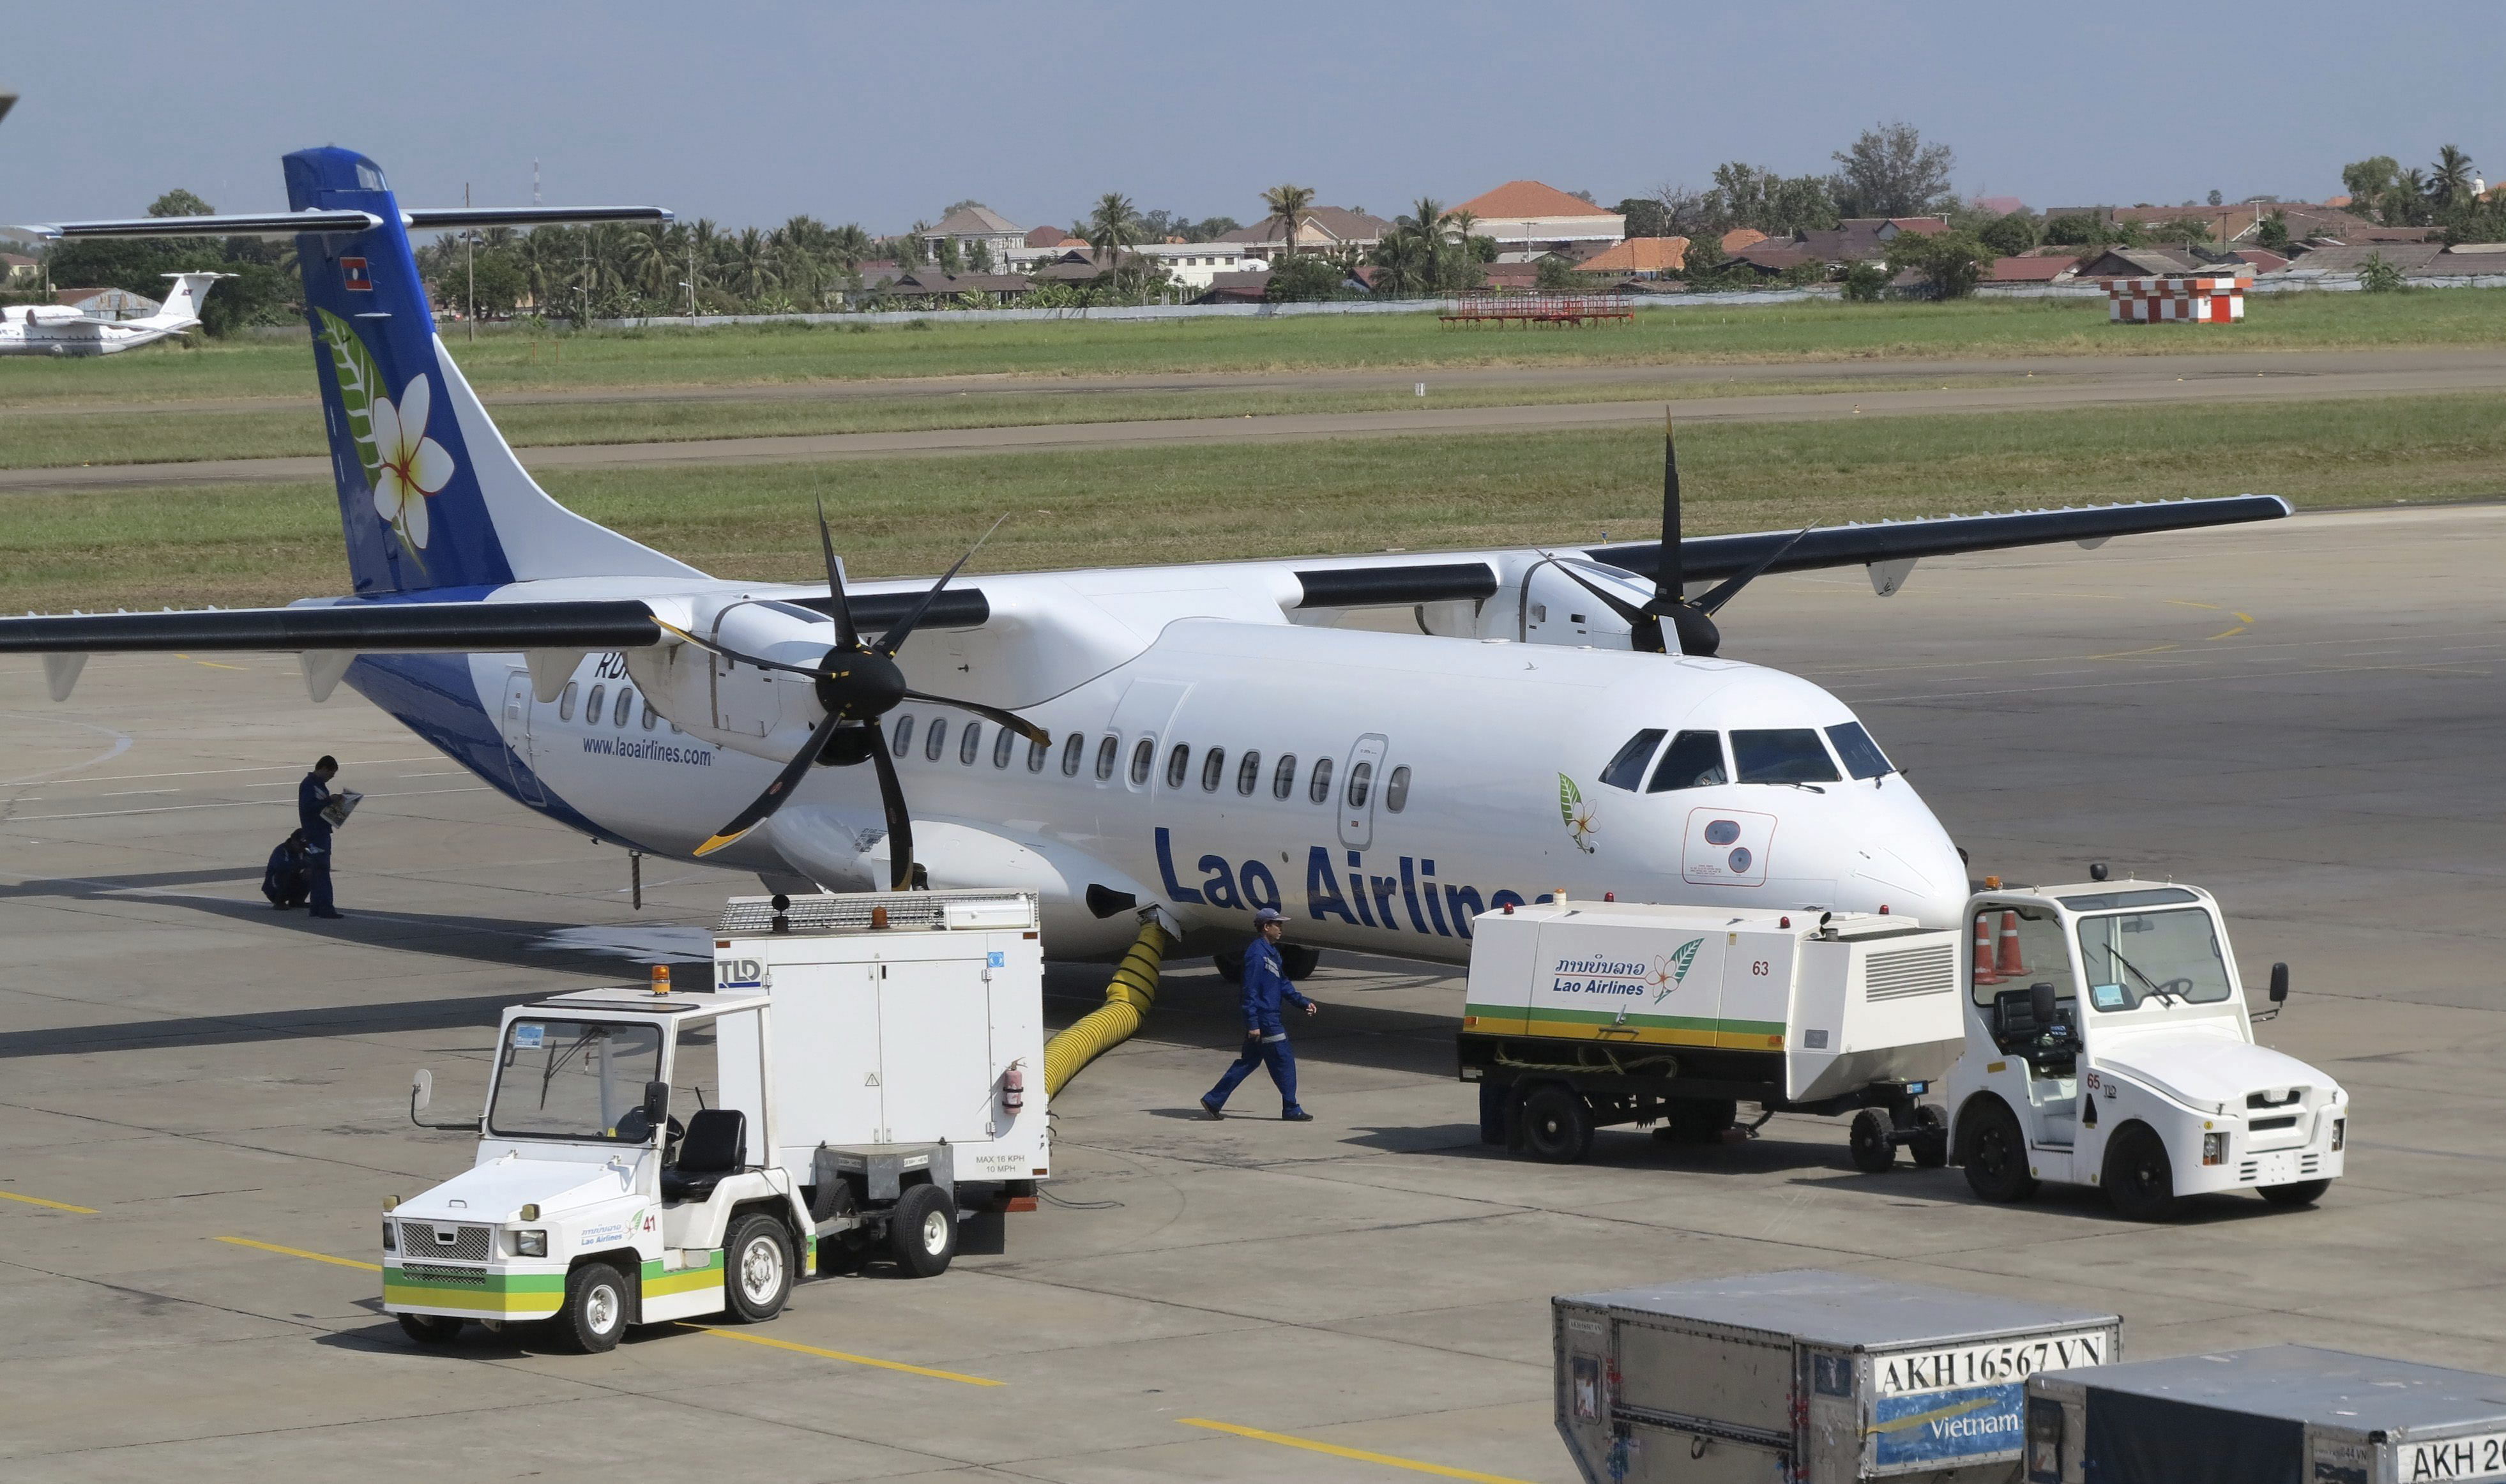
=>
[383,890,1048,1351]
[1944,877,2348,1220]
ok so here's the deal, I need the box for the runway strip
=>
[6,349,2505,494]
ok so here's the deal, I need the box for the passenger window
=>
[892,715,915,756]
[641,698,658,731]
[1825,721,1894,780]
[1273,753,1296,799]
[1600,729,1666,791]
[1129,738,1154,785]
[992,727,1015,768]
[614,688,634,729]
[1028,736,1049,772]
[925,719,948,761]
[1731,729,1841,784]
[1064,734,1086,776]
[585,685,605,725]
[1201,747,1226,791]
[1309,755,1334,804]
[1646,731,1729,792]
[1345,761,1373,808]
[558,681,578,721]
[1385,765,1411,812]
[1165,744,1190,789]
[961,723,983,765]
[1095,736,1118,780]
[1237,750,1261,796]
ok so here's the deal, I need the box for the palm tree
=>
[1261,183,1316,261]
[2394,168,2432,225]
[2430,145,2477,209]
[729,227,778,299]
[1086,192,1144,282]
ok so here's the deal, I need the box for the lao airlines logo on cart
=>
[1648,939,1704,1004]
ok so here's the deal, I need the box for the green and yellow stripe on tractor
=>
[1462,1004,1788,1050]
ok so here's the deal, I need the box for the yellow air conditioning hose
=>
[1043,916,1174,1096]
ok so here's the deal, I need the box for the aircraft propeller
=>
[1550,411,1812,658]
[671,506,1047,888]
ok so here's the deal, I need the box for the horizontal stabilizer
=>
[402,206,673,231]
[25,206,671,241]
[0,599,660,655]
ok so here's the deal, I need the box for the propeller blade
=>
[867,716,916,891]
[1691,526,1815,616]
[1545,557,1667,655]
[652,617,823,678]
[902,689,1050,746]
[815,498,860,651]
[693,705,849,858]
[1658,410,1684,609]
[874,514,1006,657]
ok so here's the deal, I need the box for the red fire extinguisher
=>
[1002,1061,1026,1111]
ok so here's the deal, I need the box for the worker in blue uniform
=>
[1201,907,1319,1121]
[296,755,344,920]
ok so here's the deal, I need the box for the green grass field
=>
[6,393,2496,614]
[3,288,2502,411]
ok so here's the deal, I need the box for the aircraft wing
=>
[0,598,661,655]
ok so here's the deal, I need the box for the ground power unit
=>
[2025,1345,2506,1484]
[1554,1270,2120,1483]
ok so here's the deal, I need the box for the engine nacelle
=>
[626,597,834,765]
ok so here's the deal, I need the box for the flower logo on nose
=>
[368,374,453,551]
[1558,774,1598,854]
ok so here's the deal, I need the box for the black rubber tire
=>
[2103,1124,2183,1222]
[888,1183,959,1278]
[1910,1105,1950,1169]
[1961,1098,2039,1202]
[724,1213,793,1322]
[558,1261,630,1354]
[396,1312,462,1345]
[1848,1109,1897,1173]
[1662,1097,1738,1142]
[1520,1085,1595,1165]
[2258,1177,2331,1209]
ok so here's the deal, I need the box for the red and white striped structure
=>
[2104,275,2247,324]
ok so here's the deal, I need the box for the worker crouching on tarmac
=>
[1202,907,1319,1122]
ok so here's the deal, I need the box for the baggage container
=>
[2024,1344,2506,1484]
[1553,1268,2119,1483]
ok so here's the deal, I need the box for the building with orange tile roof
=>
[1718,228,1766,254]
[1576,236,1689,277]
[1452,179,1625,256]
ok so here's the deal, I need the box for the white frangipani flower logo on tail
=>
[368,374,452,550]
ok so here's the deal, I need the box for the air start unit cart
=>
[382,890,1047,1352]
[2024,1345,2506,1484]
[1942,879,2348,1220]
[1554,1269,2119,1483]
[1460,898,1967,1165]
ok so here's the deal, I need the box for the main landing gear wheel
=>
[888,1183,959,1278]
[1848,1109,1897,1173]
[725,1213,793,1322]
[2102,1124,2183,1222]
[1911,1105,1950,1168]
[2258,1178,2332,1209]
[1961,1099,2039,1203]
[396,1312,462,1345]
[1521,1085,1595,1165]
[559,1261,629,1353]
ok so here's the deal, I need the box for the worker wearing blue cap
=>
[1203,907,1319,1121]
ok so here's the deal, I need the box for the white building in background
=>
[1000,239,1267,291]
[1453,179,1625,260]
[918,205,1028,268]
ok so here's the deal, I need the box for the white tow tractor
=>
[383,890,1049,1351]
[1943,877,2348,1220]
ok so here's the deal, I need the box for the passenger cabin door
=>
[499,670,545,805]
[1337,733,1390,850]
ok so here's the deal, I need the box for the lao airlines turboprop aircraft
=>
[6,148,2290,964]
[0,271,227,356]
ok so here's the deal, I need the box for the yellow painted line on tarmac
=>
[216,1235,381,1272]
[2085,642,2180,660]
[2208,625,2249,640]
[1180,1418,1538,1483]
[2163,599,2223,610]
[0,1189,98,1213]
[172,653,250,671]
[687,1324,1004,1386]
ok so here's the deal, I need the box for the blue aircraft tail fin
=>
[284,147,700,595]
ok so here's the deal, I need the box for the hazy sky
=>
[6,2,2500,233]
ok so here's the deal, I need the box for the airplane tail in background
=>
[137,271,225,330]
[280,147,701,596]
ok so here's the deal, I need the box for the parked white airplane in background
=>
[0,271,226,356]
[6,148,2290,967]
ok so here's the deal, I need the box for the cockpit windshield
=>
[487,1020,664,1140]
[1731,729,1841,785]
[2076,909,2235,1011]
[1825,722,1894,780]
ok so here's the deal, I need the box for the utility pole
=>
[464,182,475,344]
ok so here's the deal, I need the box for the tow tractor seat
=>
[662,1108,746,1202]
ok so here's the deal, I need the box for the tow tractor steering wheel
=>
[612,1108,685,1146]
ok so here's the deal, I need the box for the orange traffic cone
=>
[1997,911,2026,980]
[1973,916,1999,985]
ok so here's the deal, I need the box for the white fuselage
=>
[366,552,1970,964]
[0,305,191,357]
